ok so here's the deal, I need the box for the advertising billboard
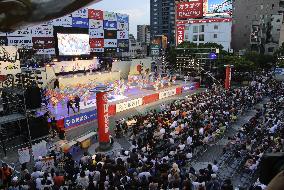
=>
[117,22,129,31]
[8,36,33,47]
[116,13,129,23]
[88,9,103,20]
[31,25,53,37]
[52,16,72,27]
[89,28,104,38]
[0,37,8,45]
[89,20,103,29]
[176,25,185,45]
[103,20,117,30]
[104,30,117,39]
[90,38,104,48]
[117,30,129,39]
[32,37,55,49]
[72,17,89,28]
[104,11,117,21]
[176,1,203,19]
[104,39,117,48]
[72,8,88,18]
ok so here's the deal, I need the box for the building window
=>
[268,47,274,52]
[193,35,198,41]
[185,34,189,39]
[214,34,218,38]
[214,25,218,30]
[199,25,205,32]
[193,26,198,33]
[199,34,204,41]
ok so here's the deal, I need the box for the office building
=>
[137,25,151,44]
[150,0,176,45]
[232,0,284,54]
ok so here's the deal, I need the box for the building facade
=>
[232,0,284,54]
[184,18,232,51]
[150,0,176,45]
[137,25,151,44]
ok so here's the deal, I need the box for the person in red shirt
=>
[53,171,65,188]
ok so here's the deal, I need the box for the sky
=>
[92,0,225,37]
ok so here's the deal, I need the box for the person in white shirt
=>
[187,135,193,145]
[212,161,218,173]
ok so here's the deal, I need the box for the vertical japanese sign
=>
[96,92,110,143]
[176,24,185,45]
[225,65,232,90]
[176,1,203,19]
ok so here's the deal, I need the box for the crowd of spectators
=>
[1,74,283,190]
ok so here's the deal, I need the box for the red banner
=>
[225,65,232,90]
[176,25,185,45]
[176,1,203,19]
[176,18,232,25]
[90,38,104,48]
[88,9,103,20]
[96,92,110,143]
[142,93,159,105]
[32,37,55,49]
[108,104,116,116]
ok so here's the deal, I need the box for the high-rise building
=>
[137,25,151,44]
[232,0,284,54]
[150,0,176,45]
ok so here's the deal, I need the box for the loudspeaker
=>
[28,116,49,140]
[25,86,42,109]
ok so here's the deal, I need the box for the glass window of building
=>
[193,26,198,33]
[199,25,205,32]
[199,34,205,41]
[193,35,198,41]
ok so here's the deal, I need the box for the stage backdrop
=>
[129,58,152,76]
[58,71,120,86]
[52,59,99,73]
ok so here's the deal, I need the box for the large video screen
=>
[57,33,90,56]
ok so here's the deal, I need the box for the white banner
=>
[35,48,56,55]
[116,98,143,113]
[31,25,53,37]
[7,28,32,36]
[8,36,33,47]
[104,39,117,48]
[117,22,129,31]
[0,46,21,75]
[0,32,6,36]
[91,48,104,52]
[18,148,31,164]
[52,16,72,27]
[89,20,103,29]
[104,11,117,21]
[159,89,177,100]
[41,157,55,172]
[32,141,48,159]
[117,30,129,39]
[89,28,104,38]
[72,8,88,18]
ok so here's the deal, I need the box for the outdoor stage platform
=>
[37,80,199,130]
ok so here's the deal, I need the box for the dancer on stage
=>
[74,95,81,113]
[67,97,76,115]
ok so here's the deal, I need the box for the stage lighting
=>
[0,0,102,31]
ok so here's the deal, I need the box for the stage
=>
[37,72,199,129]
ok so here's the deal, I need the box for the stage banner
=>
[18,147,31,164]
[41,157,55,172]
[96,91,110,143]
[90,38,104,48]
[104,30,117,39]
[6,28,32,36]
[103,20,117,30]
[8,36,33,47]
[52,16,72,27]
[91,48,104,53]
[35,48,56,55]
[116,13,129,23]
[142,93,159,105]
[117,22,129,31]
[72,17,89,28]
[117,30,129,40]
[176,1,203,20]
[104,39,117,48]
[0,36,8,46]
[176,25,185,45]
[89,9,103,20]
[0,46,21,75]
[116,98,143,113]
[31,25,53,37]
[32,37,55,49]
[32,141,48,159]
[64,110,97,128]
[89,28,104,38]
[89,20,103,29]
[159,89,177,100]
[72,8,88,18]
[104,11,117,21]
